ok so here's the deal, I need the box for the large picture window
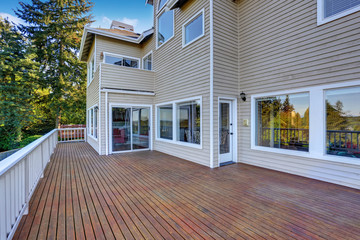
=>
[325,87,360,158]
[183,10,204,47]
[104,53,139,69]
[255,93,310,152]
[158,104,173,140]
[157,10,174,47]
[177,101,201,144]
[156,97,202,147]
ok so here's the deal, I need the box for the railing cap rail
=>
[0,129,57,176]
[59,128,86,130]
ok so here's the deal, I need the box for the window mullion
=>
[173,103,176,141]
[309,89,325,157]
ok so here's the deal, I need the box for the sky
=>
[0,0,154,33]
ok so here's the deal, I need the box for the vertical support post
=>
[0,175,7,240]
[24,156,29,215]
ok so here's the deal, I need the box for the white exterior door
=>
[219,100,233,164]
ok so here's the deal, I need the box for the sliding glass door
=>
[111,106,150,153]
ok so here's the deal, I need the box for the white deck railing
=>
[0,127,86,240]
[58,128,86,142]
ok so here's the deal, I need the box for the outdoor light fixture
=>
[240,92,247,102]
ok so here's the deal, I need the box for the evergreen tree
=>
[0,18,39,151]
[15,0,93,127]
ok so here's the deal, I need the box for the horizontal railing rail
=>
[0,129,58,240]
[58,128,86,142]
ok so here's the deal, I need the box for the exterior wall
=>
[152,0,211,166]
[212,0,239,167]
[99,92,154,155]
[95,35,143,70]
[237,0,360,189]
[86,43,100,153]
[100,63,155,92]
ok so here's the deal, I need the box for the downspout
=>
[209,0,214,168]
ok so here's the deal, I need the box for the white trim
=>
[87,53,95,86]
[102,52,140,69]
[98,63,102,154]
[101,88,155,96]
[109,103,153,154]
[250,80,360,166]
[182,9,205,48]
[142,50,153,71]
[157,0,169,13]
[155,96,203,149]
[87,104,99,141]
[105,92,109,155]
[217,97,238,167]
[209,0,214,168]
[156,8,175,49]
[317,0,360,25]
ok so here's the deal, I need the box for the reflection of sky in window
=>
[158,0,167,10]
[185,14,203,44]
[160,106,172,121]
[278,93,309,117]
[158,10,174,45]
[326,87,360,117]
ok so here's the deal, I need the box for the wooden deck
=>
[13,142,360,239]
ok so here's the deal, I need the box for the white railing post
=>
[24,156,29,215]
[0,175,7,240]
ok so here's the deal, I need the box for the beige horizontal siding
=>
[86,62,100,153]
[100,63,155,92]
[95,35,143,70]
[237,0,360,189]
[152,0,211,166]
[212,0,239,166]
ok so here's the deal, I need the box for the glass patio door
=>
[219,100,233,163]
[111,106,150,153]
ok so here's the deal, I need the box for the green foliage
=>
[0,18,39,151]
[326,100,348,130]
[15,0,93,127]
[18,135,43,148]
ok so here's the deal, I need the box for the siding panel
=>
[237,0,360,189]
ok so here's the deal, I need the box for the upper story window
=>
[103,53,139,69]
[88,54,95,85]
[157,10,174,48]
[158,0,167,11]
[143,51,152,71]
[183,9,205,47]
[317,0,360,25]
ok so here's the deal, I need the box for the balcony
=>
[100,63,155,92]
[1,132,360,239]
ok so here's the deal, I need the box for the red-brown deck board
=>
[13,142,360,239]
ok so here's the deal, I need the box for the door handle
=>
[230,133,233,135]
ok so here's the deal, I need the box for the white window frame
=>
[155,96,202,149]
[182,9,205,48]
[156,8,175,49]
[317,0,360,25]
[251,80,360,166]
[87,104,98,141]
[102,52,140,69]
[142,50,153,71]
[157,0,168,13]
[87,53,95,86]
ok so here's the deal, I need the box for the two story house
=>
[79,0,360,189]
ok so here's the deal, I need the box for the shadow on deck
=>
[14,142,360,239]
